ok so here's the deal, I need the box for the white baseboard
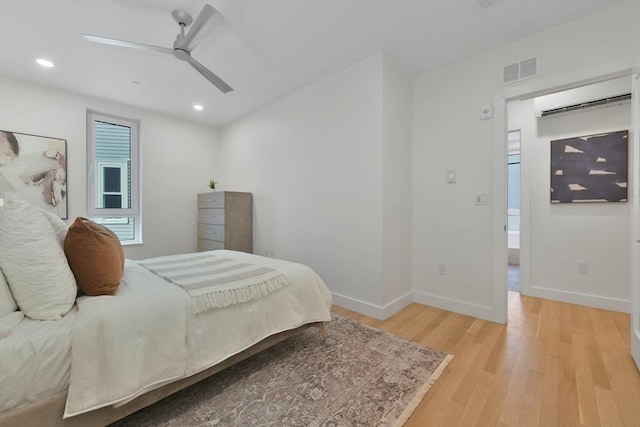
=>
[632,329,640,372]
[331,292,413,320]
[334,287,630,323]
[382,292,414,319]
[412,291,494,321]
[528,285,630,313]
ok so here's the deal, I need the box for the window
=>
[87,111,141,243]
[96,161,128,208]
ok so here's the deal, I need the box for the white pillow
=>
[38,207,68,248]
[0,196,77,320]
[0,269,18,317]
[0,311,24,339]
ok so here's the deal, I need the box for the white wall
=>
[219,54,386,310]
[0,75,220,259]
[382,59,413,310]
[509,96,631,310]
[412,1,639,319]
[219,53,413,318]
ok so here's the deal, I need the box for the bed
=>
[0,197,332,427]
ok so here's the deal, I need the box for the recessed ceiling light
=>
[36,58,54,68]
[193,104,204,111]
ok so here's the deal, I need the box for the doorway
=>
[495,72,636,326]
[507,130,521,293]
[491,66,638,325]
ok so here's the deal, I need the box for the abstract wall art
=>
[550,130,628,203]
[0,130,68,217]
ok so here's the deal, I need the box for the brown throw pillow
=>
[64,217,125,296]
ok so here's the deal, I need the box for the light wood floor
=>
[332,292,640,427]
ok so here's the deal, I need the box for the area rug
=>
[111,314,453,427]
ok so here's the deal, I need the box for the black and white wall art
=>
[550,130,628,203]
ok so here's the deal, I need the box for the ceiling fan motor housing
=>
[171,10,193,27]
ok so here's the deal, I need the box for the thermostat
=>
[480,105,493,120]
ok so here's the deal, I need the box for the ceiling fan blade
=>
[186,56,233,93]
[81,34,173,55]
[180,4,225,52]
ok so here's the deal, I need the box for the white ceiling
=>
[0,0,623,127]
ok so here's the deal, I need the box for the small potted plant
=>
[208,179,218,191]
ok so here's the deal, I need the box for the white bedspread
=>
[183,251,333,375]
[63,251,332,418]
[63,260,188,418]
[0,307,77,412]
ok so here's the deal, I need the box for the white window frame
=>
[94,217,130,225]
[87,110,141,243]
[96,160,129,209]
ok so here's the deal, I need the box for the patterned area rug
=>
[111,314,453,427]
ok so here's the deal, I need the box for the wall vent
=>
[534,76,631,118]
[538,93,631,117]
[502,56,539,84]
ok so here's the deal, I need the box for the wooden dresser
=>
[197,191,253,253]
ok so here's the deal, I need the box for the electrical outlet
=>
[438,263,447,276]
[577,261,588,274]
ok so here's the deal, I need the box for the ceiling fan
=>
[81,4,233,93]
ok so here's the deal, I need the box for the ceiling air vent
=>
[502,56,539,85]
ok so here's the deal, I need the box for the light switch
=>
[474,193,489,205]
[446,169,457,184]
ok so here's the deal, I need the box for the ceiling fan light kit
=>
[81,4,233,94]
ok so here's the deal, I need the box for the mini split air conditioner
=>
[534,76,631,118]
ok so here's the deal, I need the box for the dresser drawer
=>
[198,208,225,225]
[198,192,225,209]
[198,223,226,241]
[198,238,225,251]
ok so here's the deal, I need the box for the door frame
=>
[631,70,640,370]
[491,60,638,324]
[506,116,532,298]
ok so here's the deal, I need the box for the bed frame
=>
[1,322,327,427]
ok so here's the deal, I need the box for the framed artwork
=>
[0,130,68,218]
[550,130,628,203]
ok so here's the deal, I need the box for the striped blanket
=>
[138,253,289,314]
